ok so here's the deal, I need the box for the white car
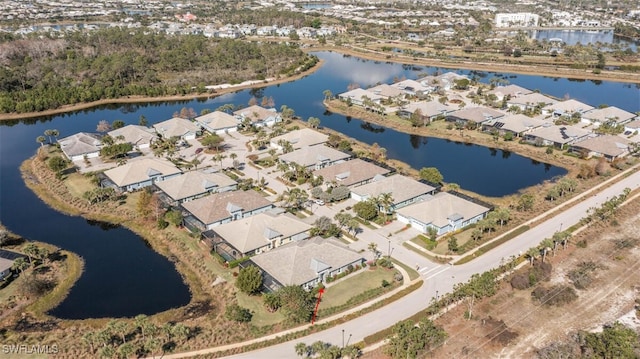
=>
[314,199,325,206]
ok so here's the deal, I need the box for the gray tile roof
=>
[154,169,237,202]
[270,128,329,149]
[153,117,198,138]
[58,132,102,158]
[313,158,390,187]
[397,192,490,228]
[571,135,631,157]
[108,125,156,147]
[279,145,351,168]
[351,174,435,204]
[213,213,311,254]
[195,111,238,130]
[251,237,363,286]
[182,190,272,226]
[103,158,181,187]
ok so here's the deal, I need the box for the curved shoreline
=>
[0,58,325,122]
[1,44,638,122]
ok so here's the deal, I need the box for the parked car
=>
[195,148,203,154]
[314,199,325,206]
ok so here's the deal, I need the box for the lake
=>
[1,50,638,318]
[530,29,638,51]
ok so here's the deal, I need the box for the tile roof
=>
[279,145,351,167]
[351,174,435,204]
[195,111,238,130]
[572,135,631,157]
[182,190,272,226]
[313,158,390,187]
[213,213,311,254]
[103,158,181,187]
[155,169,237,202]
[251,237,363,286]
[270,128,329,149]
[58,132,102,158]
[153,117,199,138]
[397,192,490,228]
[108,125,156,147]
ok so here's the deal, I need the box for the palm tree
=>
[213,153,227,168]
[540,239,553,263]
[12,257,29,273]
[367,242,379,260]
[526,247,538,266]
[44,129,54,144]
[308,117,321,129]
[50,129,59,142]
[322,89,333,100]
[377,192,394,223]
[36,136,46,147]
[23,243,39,264]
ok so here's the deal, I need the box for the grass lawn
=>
[64,172,95,198]
[319,267,397,310]
[236,292,285,327]
[354,217,376,230]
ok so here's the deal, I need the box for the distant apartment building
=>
[495,13,539,27]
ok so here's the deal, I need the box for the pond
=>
[1,50,638,318]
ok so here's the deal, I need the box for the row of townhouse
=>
[337,76,639,162]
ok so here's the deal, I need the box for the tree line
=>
[0,28,315,113]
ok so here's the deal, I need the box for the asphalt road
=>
[216,171,640,359]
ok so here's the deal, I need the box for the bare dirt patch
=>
[428,197,640,359]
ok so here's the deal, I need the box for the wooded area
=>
[0,28,316,113]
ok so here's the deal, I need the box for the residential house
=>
[153,117,199,140]
[624,119,640,135]
[279,145,351,170]
[154,169,237,206]
[0,257,13,281]
[249,237,364,291]
[350,174,436,212]
[182,189,273,231]
[233,105,282,127]
[446,106,505,127]
[543,99,594,119]
[397,192,491,236]
[367,84,405,101]
[397,100,457,124]
[582,106,637,127]
[102,158,182,192]
[108,125,156,150]
[337,88,384,107]
[195,111,238,134]
[435,72,469,91]
[58,132,103,161]
[488,114,548,137]
[270,128,328,151]
[256,26,276,36]
[568,135,631,161]
[313,158,391,187]
[296,27,317,38]
[507,93,558,111]
[209,212,311,259]
[392,79,431,96]
[523,124,591,149]
[487,84,532,101]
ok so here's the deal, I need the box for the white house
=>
[233,105,282,127]
[195,111,238,134]
[108,125,156,150]
[397,192,490,236]
[350,174,436,212]
[182,189,273,230]
[102,158,182,192]
[58,132,103,161]
[153,117,199,140]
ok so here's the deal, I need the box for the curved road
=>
[162,169,640,359]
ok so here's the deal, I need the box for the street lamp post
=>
[387,239,391,258]
[342,329,345,348]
